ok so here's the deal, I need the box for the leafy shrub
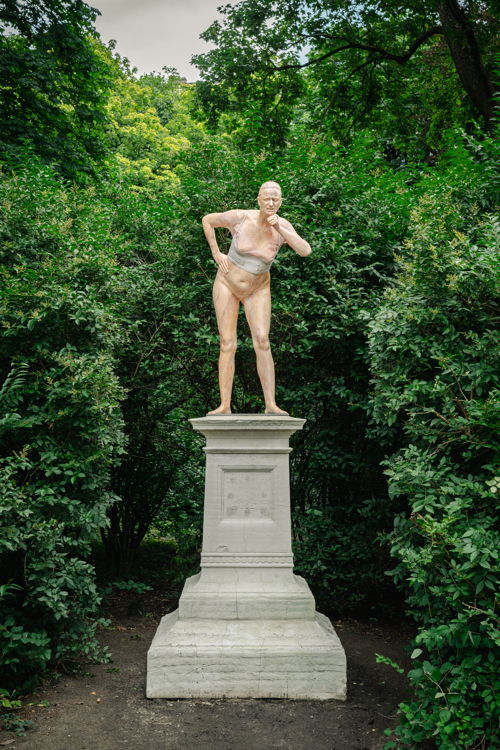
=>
[0,0,113,178]
[166,128,422,614]
[369,135,499,748]
[0,156,125,691]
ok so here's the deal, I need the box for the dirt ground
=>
[1,593,414,750]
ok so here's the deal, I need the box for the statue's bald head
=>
[259,181,282,196]
[257,180,283,215]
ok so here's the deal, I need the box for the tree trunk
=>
[438,0,494,129]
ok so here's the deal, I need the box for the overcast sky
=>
[93,0,234,80]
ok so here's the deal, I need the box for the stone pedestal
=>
[146,415,346,699]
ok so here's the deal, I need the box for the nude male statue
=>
[202,181,311,415]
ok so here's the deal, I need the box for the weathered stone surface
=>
[147,611,346,699]
[146,415,347,699]
[178,570,315,620]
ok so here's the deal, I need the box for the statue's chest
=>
[237,219,276,253]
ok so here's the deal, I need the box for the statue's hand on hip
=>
[214,250,230,274]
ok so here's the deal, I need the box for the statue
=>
[202,181,311,415]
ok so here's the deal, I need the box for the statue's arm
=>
[275,218,311,257]
[202,210,243,274]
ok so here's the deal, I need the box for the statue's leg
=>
[208,272,240,415]
[243,278,288,415]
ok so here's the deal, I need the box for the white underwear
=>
[227,238,273,275]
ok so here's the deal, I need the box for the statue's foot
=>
[265,406,289,416]
[207,404,232,415]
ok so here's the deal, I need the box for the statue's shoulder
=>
[232,208,252,220]
[235,209,259,225]
[218,208,246,229]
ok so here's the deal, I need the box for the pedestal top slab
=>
[190,414,305,438]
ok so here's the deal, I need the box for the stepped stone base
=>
[178,570,315,620]
[147,609,346,699]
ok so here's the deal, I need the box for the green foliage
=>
[0,0,114,178]
[193,0,498,153]
[102,580,152,596]
[90,122,414,603]
[93,538,179,590]
[94,171,210,575]
[170,127,425,612]
[368,135,499,748]
[257,130,417,612]
[0,155,125,691]
[1,712,33,737]
[0,687,48,736]
[103,59,194,188]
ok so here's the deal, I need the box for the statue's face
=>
[258,188,282,215]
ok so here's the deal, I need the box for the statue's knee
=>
[220,337,237,354]
[253,333,270,352]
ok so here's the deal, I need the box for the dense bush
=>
[0,1,113,178]
[0,157,125,691]
[102,128,418,612]
[267,132,415,612]
[368,136,499,749]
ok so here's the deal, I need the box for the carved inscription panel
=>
[221,467,274,522]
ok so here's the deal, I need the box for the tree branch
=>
[268,26,444,72]
[268,44,358,71]
[323,57,378,118]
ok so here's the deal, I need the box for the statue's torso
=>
[216,209,287,300]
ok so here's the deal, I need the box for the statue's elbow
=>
[303,244,312,257]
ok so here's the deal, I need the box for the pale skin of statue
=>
[202,182,312,415]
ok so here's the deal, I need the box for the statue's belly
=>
[221,263,269,300]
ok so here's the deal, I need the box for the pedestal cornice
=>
[190,414,305,430]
